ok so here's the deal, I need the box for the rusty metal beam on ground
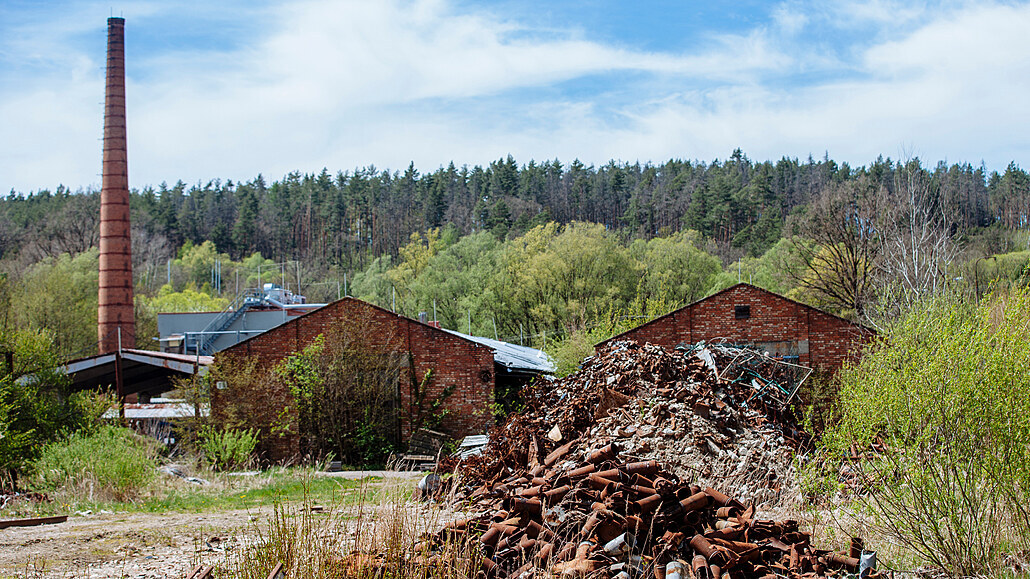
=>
[0,515,68,529]
[187,565,214,579]
[266,562,285,579]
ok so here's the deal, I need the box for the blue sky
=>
[2,0,1029,193]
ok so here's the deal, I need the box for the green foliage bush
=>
[547,329,597,378]
[273,321,404,467]
[29,425,158,502]
[0,328,113,480]
[199,426,258,471]
[817,289,1030,575]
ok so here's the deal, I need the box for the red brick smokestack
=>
[98,17,135,353]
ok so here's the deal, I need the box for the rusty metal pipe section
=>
[98,16,135,353]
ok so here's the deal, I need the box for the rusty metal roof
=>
[59,348,213,398]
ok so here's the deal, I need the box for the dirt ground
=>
[0,507,264,578]
[0,471,427,579]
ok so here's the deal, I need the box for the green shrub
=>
[546,327,606,378]
[200,426,258,471]
[270,318,404,467]
[29,425,158,501]
[0,328,115,480]
[817,289,1030,575]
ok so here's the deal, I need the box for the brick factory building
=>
[214,297,553,461]
[599,283,874,373]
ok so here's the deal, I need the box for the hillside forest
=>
[1,150,1028,369]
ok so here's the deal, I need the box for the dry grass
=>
[790,495,1030,577]
[220,477,481,578]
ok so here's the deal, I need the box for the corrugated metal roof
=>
[458,435,489,447]
[441,330,555,374]
[456,434,490,460]
[62,348,213,375]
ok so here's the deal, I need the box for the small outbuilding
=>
[599,283,874,373]
[216,297,553,461]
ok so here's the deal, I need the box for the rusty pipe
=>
[629,493,663,515]
[544,441,575,466]
[692,555,712,579]
[625,461,659,476]
[543,485,571,503]
[679,491,711,513]
[587,442,619,464]
[689,535,728,567]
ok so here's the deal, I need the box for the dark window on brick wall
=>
[735,305,751,319]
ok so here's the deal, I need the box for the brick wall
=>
[215,298,495,461]
[603,284,873,373]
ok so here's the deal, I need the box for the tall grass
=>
[220,477,480,579]
[28,425,159,502]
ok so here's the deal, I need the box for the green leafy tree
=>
[404,231,502,330]
[239,251,279,286]
[493,222,636,336]
[788,178,879,318]
[710,237,806,296]
[631,229,722,305]
[349,254,395,307]
[10,249,99,357]
[173,240,226,290]
[142,284,229,313]
[385,229,448,313]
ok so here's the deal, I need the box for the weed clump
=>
[199,426,258,471]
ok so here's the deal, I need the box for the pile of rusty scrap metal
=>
[441,340,814,507]
[418,447,875,578]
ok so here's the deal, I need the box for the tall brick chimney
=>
[98,17,135,353]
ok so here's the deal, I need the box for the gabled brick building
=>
[215,297,552,460]
[599,284,874,373]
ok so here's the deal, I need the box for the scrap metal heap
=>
[418,451,873,578]
[346,341,876,578]
[386,341,876,578]
[441,340,813,507]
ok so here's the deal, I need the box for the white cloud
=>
[824,0,931,28]
[865,3,1030,77]
[596,2,1030,168]
[125,0,798,184]
[1,0,1028,193]
[773,4,809,35]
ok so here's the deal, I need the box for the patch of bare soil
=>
[0,473,443,578]
[0,507,268,578]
